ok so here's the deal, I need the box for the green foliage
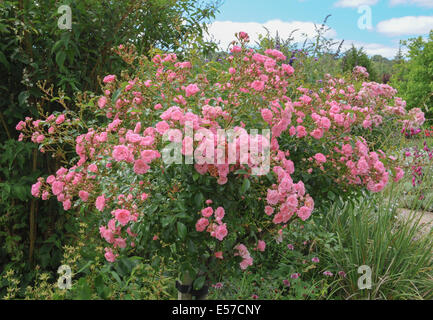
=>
[342,46,377,81]
[391,31,433,121]
[370,55,394,83]
[316,186,433,300]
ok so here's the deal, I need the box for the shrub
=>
[391,31,433,122]
[17,32,424,295]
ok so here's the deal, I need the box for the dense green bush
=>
[391,31,433,121]
[342,46,377,82]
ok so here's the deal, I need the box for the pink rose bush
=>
[17,33,423,284]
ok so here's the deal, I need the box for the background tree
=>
[391,31,433,122]
[342,45,377,81]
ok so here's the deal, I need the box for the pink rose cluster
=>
[234,244,253,270]
[265,151,314,224]
[331,137,404,192]
[195,206,228,241]
[15,113,71,145]
[156,105,270,184]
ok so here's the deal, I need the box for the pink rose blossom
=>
[134,159,150,175]
[195,218,209,232]
[113,209,131,226]
[79,190,89,202]
[95,195,106,212]
[103,75,116,83]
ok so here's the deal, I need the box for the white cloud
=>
[334,0,378,7]
[389,0,433,7]
[206,19,337,50]
[377,15,433,36]
[340,40,400,58]
[335,0,433,7]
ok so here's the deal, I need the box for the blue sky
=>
[207,0,433,58]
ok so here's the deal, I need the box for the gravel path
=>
[396,208,433,236]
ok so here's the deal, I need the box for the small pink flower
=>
[214,223,228,241]
[266,189,280,205]
[311,257,320,263]
[257,240,266,252]
[88,164,98,173]
[42,191,49,200]
[297,206,312,221]
[98,96,107,108]
[282,64,294,75]
[36,134,45,143]
[113,209,131,226]
[265,206,274,216]
[52,181,64,196]
[212,282,224,289]
[201,207,213,217]
[240,256,253,270]
[16,121,26,131]
[56,114,65,125]
[155,121,170,135]
[195,218,209,232]
[185,83,200,97]
[112,145,132,162]
[215,207,225,221]
[103,75,116,83]
[104,248,118,262]
[31,182,42,197]
[63,199,71,210]
[215,251,223,259]
[296,125,307,138]
[261,109,273,123]
[251,80,265,92]
[134,159,150,175]
[314,153,326,164]
[95,195,106,212]
[79,190,89,202]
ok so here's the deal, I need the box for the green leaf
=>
[51,40,63,55]
[94,274,109,299]
[0,50,10,70]
[327,191,336,201]
[110,271,122,285]
[55,51,66,70]
[111,88,122,103]
[240,178,250,194]
[177,222,187,240]
[192,171,200,181]
[194,192,204,208]
[193,276,205,290]
[18,91,30,107]
[74,278,92,300]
